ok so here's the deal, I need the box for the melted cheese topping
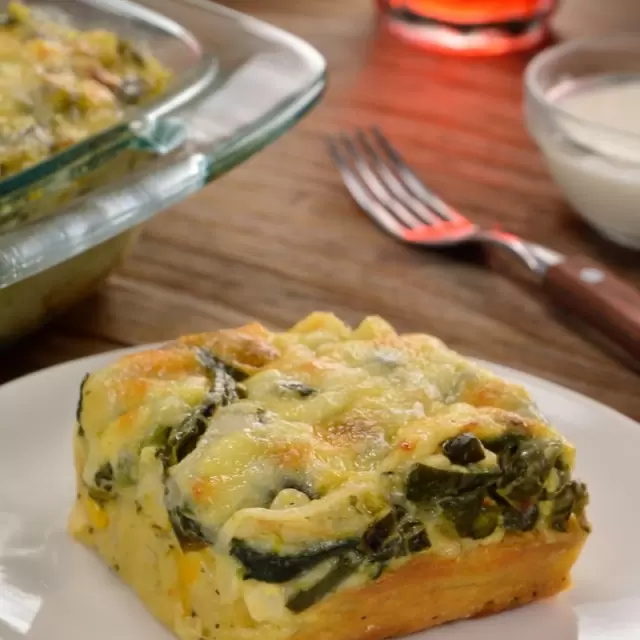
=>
[69,313,582,640]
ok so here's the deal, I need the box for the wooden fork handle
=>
[542,256,640,361]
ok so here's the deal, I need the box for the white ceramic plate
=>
[0,348,638,640]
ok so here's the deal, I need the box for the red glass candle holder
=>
[378,0,555,55]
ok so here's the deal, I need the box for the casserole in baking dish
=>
[0,0,326,344]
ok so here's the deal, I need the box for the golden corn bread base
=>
[290,521,587,640]
[69,315,589,640]
[70,477,586,640]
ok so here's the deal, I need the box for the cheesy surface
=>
[69,314,589,640]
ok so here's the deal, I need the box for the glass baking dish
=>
[0,0,326,344]
[0,0,219,234]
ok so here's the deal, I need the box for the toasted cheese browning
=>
[69,314,590,640]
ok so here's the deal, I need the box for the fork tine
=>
[370,126,467,224]
[339,134,423,229]
[326,136,405,239]
[355,128,441,226]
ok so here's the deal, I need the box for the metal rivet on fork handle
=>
[580,268,605,285]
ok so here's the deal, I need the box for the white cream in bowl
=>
[536,75,640,249]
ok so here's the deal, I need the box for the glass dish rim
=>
[0,0,327,290]
[0,0,219,194]
[525,33,640,150]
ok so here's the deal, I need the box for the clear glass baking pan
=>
[0,0,326,344]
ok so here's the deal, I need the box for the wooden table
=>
[2,0,639,419]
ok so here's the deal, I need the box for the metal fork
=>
[328,126,640,364]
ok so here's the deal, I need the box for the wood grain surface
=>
[2,0,639,419]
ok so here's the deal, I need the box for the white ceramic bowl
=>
[525,36,640,249]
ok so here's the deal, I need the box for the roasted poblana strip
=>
[69,313,590,640]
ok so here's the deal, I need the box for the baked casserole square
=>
[69,313,590,640]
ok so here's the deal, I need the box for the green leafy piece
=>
[87,456,138,501]
[368,535,405,563]
[362,510,396,554]
[160,410,210,468]
[481,433,527,454]
[555,458,571,487]
[391,504,408,521]
[550,484,574,532]
[362,509,431,564]
[441,492,499,539]
[279,381,317,398]
[286,553,362,613]
[503,503,539,532]
[88,462,114,502]
[550,481,590,533]
[498,438,563,501]
[76,374,89,437]
[366,562,385,581]
[168,505,212,551]
[159,351,248,468]
[469,505,500,539]
[142,424,172,450]
[405,463,501,503]
[195,348,248,383]
[573,481,591,533]
[441,434,486,465]
[440,491,482,535]
[398,518,431,552]
[230,538,359,584]
[541,458,571,500]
